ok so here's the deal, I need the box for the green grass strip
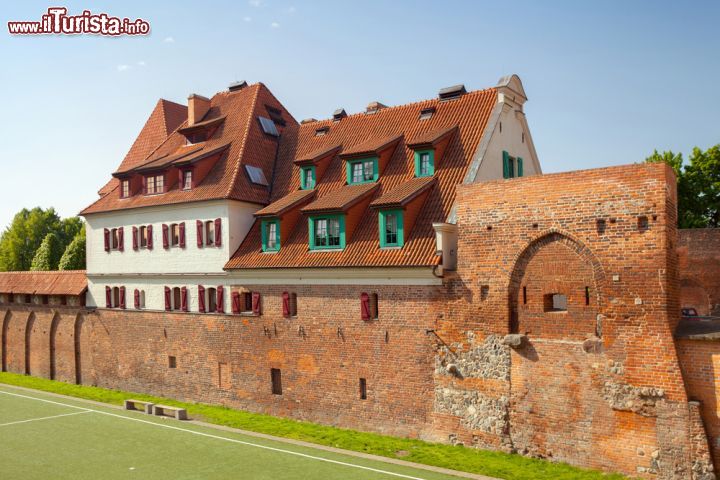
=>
[0,372,625,480]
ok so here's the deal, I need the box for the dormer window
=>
[185,131,208,145]
[121,180,130,198]
[182,170,193,190]
[145,174,164,195]
[415,150,434,177]
[309,215,345,250]
[347,158,377,185]
[300,166,315,190]
[379,210,404,248]
[261,219,280,252]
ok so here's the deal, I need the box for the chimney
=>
[332,108,347,122]
[228,80,247,92]
[300,118,318,124]
[438,84,466,101]
[187,94,211,126]
[365,101,387,114]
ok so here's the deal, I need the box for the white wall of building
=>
[84,199,258,276]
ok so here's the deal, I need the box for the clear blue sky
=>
[1,1,718,229]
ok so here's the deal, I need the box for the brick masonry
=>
[678,229,720,316]
[1,162,718,479]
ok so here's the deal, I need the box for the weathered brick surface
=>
[1,163,718,479]
[678,229,720,316]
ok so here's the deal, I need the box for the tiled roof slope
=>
[83,84,296,215]
[0,271,87,296]
[98,99,187,196]
[226,87,497,269]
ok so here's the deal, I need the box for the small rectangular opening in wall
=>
[544,293,567,312]
[585,287,590,306]
[289,293,298,317]
[370,293,379,320]
[168,356,177,368]
[638,216,649,232]
[596,219,606,235]
[522,286,527,305]
[359,378,367,400]
[271,368,282,395]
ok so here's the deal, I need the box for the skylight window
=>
[315,126,329,137]
[419,107,435,120]
[245,165,269,186]
[258,116,279,137]
[265,105,286,126]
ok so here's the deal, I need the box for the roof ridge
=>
[158,98,187,136]
[224,83,263,199]
[303,86,497,126]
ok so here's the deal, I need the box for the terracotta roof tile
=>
[370,177,436,208]
[339,134,402,158]
[227,87,497,269]
[301,183,379,214]
[295,144,342,164]
[97,99,187,196]
[407,125,458,148]
[82,84,297,215]
[255,189,316,217]
[0,271,87,296]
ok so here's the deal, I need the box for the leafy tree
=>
[58,217,84,247]
[0,207,62,271]
[58,229,86,271]
[683,145,720,227]
[644,144,719,228]
[30,233,63,271]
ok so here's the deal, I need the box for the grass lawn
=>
[0,372,626,480]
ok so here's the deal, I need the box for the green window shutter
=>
[517,157,524,177]
[338,215,346,249]
[502,151,510,179]
[261,220,268,250]
[308,218,315,249]
[346,162,353,185]
[396,210,404,247]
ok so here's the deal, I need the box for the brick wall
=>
[440,163,712,478]
[679,229,720,316]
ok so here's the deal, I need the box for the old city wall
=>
[678,229,720,316]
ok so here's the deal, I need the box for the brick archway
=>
[508,231,605,338]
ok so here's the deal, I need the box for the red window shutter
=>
[179,222,186,248]
[105,286,111,308]
[147,225,154,250]
[181,287,188,312]
[214,218,222,247]
[142,176,147,195]
[132,226,138,250]
[217,286,224,313]
[164,287,171,311]
[196,220,204,248]
[198,285,206,313]
[360,292,371,320]
[162,224,169,249]
[178,169,184,188]
[118,227,124,252]
[119,287,126,309]
[282,291,290,317]
[134,289,140,309]
[231,292,241,314]
[252,292,261,315]
[104,229,110,252]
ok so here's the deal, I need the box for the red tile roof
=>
[407,125,458,149]
[370,177,436,208]
[294,144,342,165]
[82,84,296,215]
[339,134,402,159]
[255,190,316,217]
[98,99,187,196]
[0,271,87,296]
[226,87,497,269]
[301,183,379,214]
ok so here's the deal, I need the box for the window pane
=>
[304,169,314,188]
[363,161,374,181]
[183,171,192,190]
[315,219,327,246]
[140,226,147,247]
[385,213,398,244]
[352,163,363,183]
[206,221,215,245]
[147,177,155,194]
[328,219,340,246]
[156,175,164,192]
[267,222,277,249]
[122,181,130,197]
[171,224,179,246]
[420,153,430,175]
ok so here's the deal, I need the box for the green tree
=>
[58,216,84,247]
[645,149,683,177]
[0,207,62,271]
[683,145,720,227]
[30,233,63,271]
[58,229,86,271]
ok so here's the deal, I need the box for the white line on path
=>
[0,409,92,427]
[0,389,434,480]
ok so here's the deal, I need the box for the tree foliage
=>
[0,207,85,272]
[30,233,63,271]
[58,229,86,271]
[645,144,720,228]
